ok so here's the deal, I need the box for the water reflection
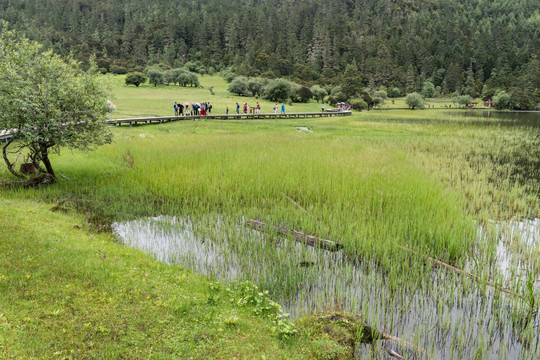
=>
[113,216,540,360]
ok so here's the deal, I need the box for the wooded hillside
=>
[1,0,538,100]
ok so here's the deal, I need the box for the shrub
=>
[310,85,328,102]
[349,98,368,110]
[221,67,237,83]
[372,96,385,108]
[125,72,147,87]
[493,90,510,109]
[405,92,425,109]
[388,87,401,98]
[297,86,313,103]
[111,65,127,74]
[228,76,249,96]
[263,78,292,102]
[247,77,267,97]
[146,69,164,87]
[326,95,337,106]
[456,95,474,107]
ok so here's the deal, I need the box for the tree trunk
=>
[2,138,24,178]
[40,145,56,180]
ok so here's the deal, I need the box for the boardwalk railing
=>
[0,129,16,142]
[107,111,352,126]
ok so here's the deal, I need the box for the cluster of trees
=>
[1,0,537,109]
[125,67,200,87]
[226,73,391,110]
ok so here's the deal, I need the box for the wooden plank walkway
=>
[107,111,352,126]
[0,111,351,141]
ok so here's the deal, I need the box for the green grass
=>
[1,74,539,359]
[109,74,325,118]
[0,198,352,359]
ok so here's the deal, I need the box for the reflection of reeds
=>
[114,215,539,359]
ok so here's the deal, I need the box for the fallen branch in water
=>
[398,245,527,301]
[247,219,343,251]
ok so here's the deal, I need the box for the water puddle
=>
[113,216,540,359]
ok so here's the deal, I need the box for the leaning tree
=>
[0,22,112,184]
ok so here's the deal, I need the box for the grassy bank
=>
[0,198,357,359]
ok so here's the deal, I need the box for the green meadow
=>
[1,75,539,359]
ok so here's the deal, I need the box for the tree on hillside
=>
[405,93,425,110]
[493,91,510,109]
[310,85,328,103]
[125,72,147,87]
[421,81,435,98]
[0,23,112,183]
[454,95,474,107]
[263,79,292,102]
[228,76,249,96]
[341,64,363,99]
[146,69,164,87]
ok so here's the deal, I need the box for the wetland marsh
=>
[2,76,538,358]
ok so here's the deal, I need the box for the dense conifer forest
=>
[1,0,538,105]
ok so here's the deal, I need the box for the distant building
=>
[483,98,493,107]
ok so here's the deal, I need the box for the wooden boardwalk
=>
[107,111,352,126]
[0,111,351,141]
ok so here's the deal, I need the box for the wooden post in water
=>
[247,219,343,251]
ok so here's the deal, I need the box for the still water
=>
[113,216,539,360]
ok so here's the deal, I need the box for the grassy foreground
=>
[0,198,353,359]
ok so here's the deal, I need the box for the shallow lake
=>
[113,216,539,360]
[446,110,540,127]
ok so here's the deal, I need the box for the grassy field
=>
[1,75,539,359]
[107,74,464,118]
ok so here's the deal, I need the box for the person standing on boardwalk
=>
[281,103,285,114]
[243,103,248,114]
[236,102,240,114]
[321,103,325,112]
[256,102,260,114]
[174,102,178,116]
[208,103,212,114]
[178,103,184,116]
[274,104,278,114]
[226,106,229,115]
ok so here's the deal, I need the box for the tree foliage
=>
[405,93,425,110]
[125,72,147,87]
[263,79,292,102]
[297,86,313,103]
[421,81,435,98]
[0,23,112,181]
[228,76,249,96]
[1,0,537,105]
[350,98,367,110]
[146,68,164,87]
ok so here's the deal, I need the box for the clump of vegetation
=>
[125,72,147,87]
[405,92,425,109]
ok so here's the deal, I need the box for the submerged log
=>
[247,219,343,251]
[398,245,528,302]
